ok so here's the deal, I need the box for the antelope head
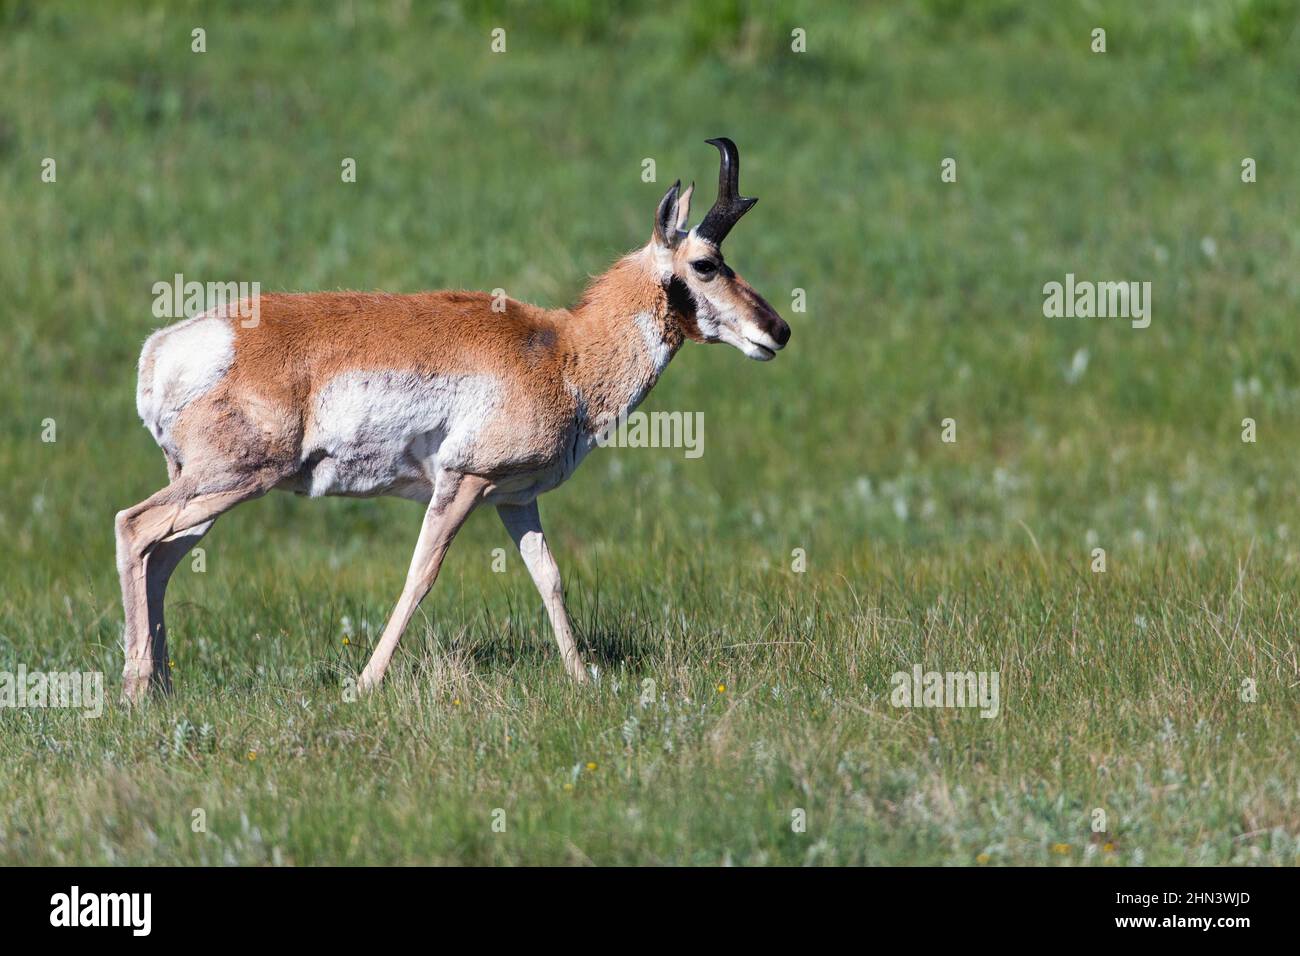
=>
[652,138,791,361]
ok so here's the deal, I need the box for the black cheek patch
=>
[668,276,696,318]
[667,276,706,342]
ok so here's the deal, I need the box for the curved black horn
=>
[695,137,758,246]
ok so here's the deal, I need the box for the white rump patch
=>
[301,370,502,499]
[136,312,235,444]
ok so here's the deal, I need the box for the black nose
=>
[772,318,791,348]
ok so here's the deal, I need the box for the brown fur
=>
[168,249,689,488]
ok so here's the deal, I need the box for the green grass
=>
[1,0,1298,864]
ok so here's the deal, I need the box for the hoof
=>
[567,664,592,686]
[120,678,150,707]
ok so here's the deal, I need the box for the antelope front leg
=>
[497,500,590,684]
[358,472,488,693]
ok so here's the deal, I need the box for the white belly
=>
[298,370,502,499]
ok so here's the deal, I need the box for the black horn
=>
[694,137,757,246]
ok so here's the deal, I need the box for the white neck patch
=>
[635,309,674,378]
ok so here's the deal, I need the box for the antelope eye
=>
[691,259,718,278]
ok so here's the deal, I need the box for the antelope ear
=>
[674,181,694,233]
[653,180,685,248]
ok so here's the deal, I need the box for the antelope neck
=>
[564,248,686,434]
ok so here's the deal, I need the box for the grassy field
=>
[1,0,1298,865]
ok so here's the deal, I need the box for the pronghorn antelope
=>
[116,138,790,703]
